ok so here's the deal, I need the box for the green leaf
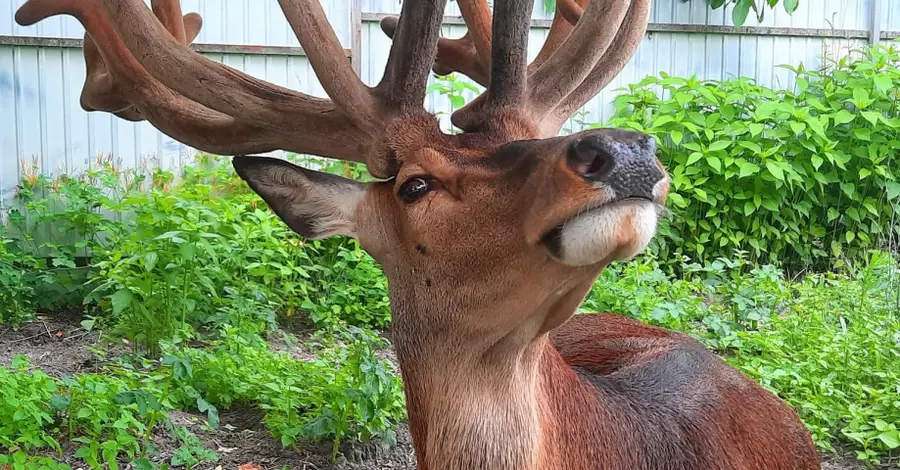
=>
[833,110,855,125]
[110,289,134,315]
[706,156,722,172]
[878,430,900,449]
[827,207,839,222]
[143,252,158,272]
[845,231,855,243]
[811,155,824,170]
[874,75,892,91]
[687,152,703,166]
[886,182,900,199]
[743,201,756,216]
[708,140,730,152]
[861,111,881,126]
[766,162,784,181]
[739,162,760,178]
[852,87,869,105]
[789,121,806,135]
[840,182,856,198]
[50,395,70,410]
[761,198,779,211]
[738,141,763,153]
[670,130,684,145]
[831,240,842,257]
[783,0,799,13]
[732,0,751,26]
[749,123,765,136]
[864,201,878,215]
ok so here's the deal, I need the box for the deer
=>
[15,0,821,469]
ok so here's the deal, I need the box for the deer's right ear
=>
[232,156,367,240]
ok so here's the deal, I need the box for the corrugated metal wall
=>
[2,0,898,206]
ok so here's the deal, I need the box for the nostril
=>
[568,136,615,180]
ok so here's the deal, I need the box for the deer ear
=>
[232,156,366,240]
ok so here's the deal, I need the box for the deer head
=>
[16,0,667,464]
[16,0,665,332]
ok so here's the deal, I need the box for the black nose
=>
[566,129,663,201]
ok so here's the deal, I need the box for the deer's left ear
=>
[232,156,366,240]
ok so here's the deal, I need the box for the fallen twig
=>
[42,321,53,339]
[63,331,93,342]
[9,333,45,344]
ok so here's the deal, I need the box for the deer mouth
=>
[541,195,662,267]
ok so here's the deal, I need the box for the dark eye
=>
[398,177,433,203]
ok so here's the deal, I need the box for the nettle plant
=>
[607,44,900,273]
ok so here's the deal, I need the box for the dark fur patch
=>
[474,139,542,182]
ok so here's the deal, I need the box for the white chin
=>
[556,200,659,267]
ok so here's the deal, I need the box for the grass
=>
[0,154,897,468]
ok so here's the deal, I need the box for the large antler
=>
[381,0,650,138]
[14,0,450,178]
[16,0,647,175]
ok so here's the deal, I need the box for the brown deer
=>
[16,0,820,469]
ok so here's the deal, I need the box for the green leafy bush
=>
[0,234,39,325]
[162,324,405,458]
[605,43,900,274]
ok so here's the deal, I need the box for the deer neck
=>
[390,279,597,470]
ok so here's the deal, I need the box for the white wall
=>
[1,0,896,206]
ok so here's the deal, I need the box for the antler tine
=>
[529,0,588,70]
[376,0,450,110]
[278,0,376,119]
[380,0,493,87]
[449,0,650,138]
[150,0,188,44]
[79,1,202,119]
[526,0,633,116]
[22,0,277,154]
[14,0,406,177]
[485,0,533,111]
[544,0,650,134]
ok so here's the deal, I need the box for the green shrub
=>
[0,234,39,325]
[604,43,900,274]
[162,324,405,459]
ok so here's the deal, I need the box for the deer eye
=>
[398,177,433,203]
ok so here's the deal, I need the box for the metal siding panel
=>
[888,0,900,31]
[39,47,68,174]
[224,0,246,45]
[62,48,89,169]
[706,34,725,81]
[739,35,758,83]
[14,47,42,171]
[756,35,777,88]
[1,0,13,36]
[722,35,741,80]
[0,0,890,201]
[0,46,15,205]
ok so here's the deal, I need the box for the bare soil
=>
[0,317,879,470]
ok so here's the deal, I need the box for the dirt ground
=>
[0,318,880,470]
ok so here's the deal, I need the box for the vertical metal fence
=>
[1,0,898,207]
